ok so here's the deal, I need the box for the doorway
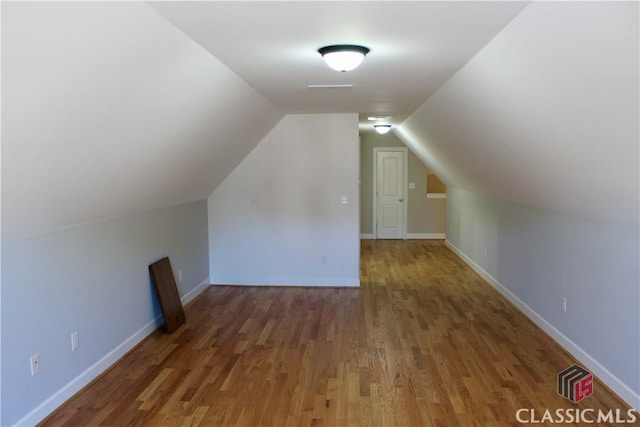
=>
[373,147,408,239]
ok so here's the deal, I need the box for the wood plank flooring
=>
[40,240,635,426]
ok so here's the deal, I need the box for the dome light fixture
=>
[318,44,370,72]
[374,124,392,135]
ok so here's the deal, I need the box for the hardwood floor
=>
[41,240,635,426]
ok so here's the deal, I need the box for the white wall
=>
[1,201,209,426]
[208,114,360,287]
[445,188,640,407]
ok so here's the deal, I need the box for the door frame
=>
[372,147,409,239]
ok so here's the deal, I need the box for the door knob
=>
[399,198,404,202]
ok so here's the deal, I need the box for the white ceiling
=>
[149,1,529,130]
[6,1,634,241]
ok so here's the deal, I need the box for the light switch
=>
[340,195,349,205]
[408,182,416,189]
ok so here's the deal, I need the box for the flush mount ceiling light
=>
[318,45,370,72]
[368,116,392,121]
[374,124,392,135]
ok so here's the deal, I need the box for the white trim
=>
[360,234,376,239]
[211,279,360,287]
[211,279,360,288]
[373,147,408,240]
[426,193,447,199]
[15,277,211,427]
[180,278,210,306]
[444,240,640,410]
[406,233,446,239]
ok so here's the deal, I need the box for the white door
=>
[376,151,405,239]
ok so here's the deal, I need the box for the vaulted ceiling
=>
[2,2,283,241]
[397,1,638,228]
[150,1,528,128]
[2,1,638,241]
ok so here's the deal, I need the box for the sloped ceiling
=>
[396,1,639,228]
[149,1,528,129]
[2,2,283,241]
[4,1,636,240]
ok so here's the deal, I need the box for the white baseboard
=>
[406,233,446,239]
[444,240,640,410]
[361,233,446,240]
[211,279,360,288]
[181,277,211,306]
[16,277,211,427]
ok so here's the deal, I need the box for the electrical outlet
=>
[71,331,79,352]
[321,255,328,265]
[562,297,567,313]
[31,354,40,376]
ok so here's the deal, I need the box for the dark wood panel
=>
[149,257,185,333]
